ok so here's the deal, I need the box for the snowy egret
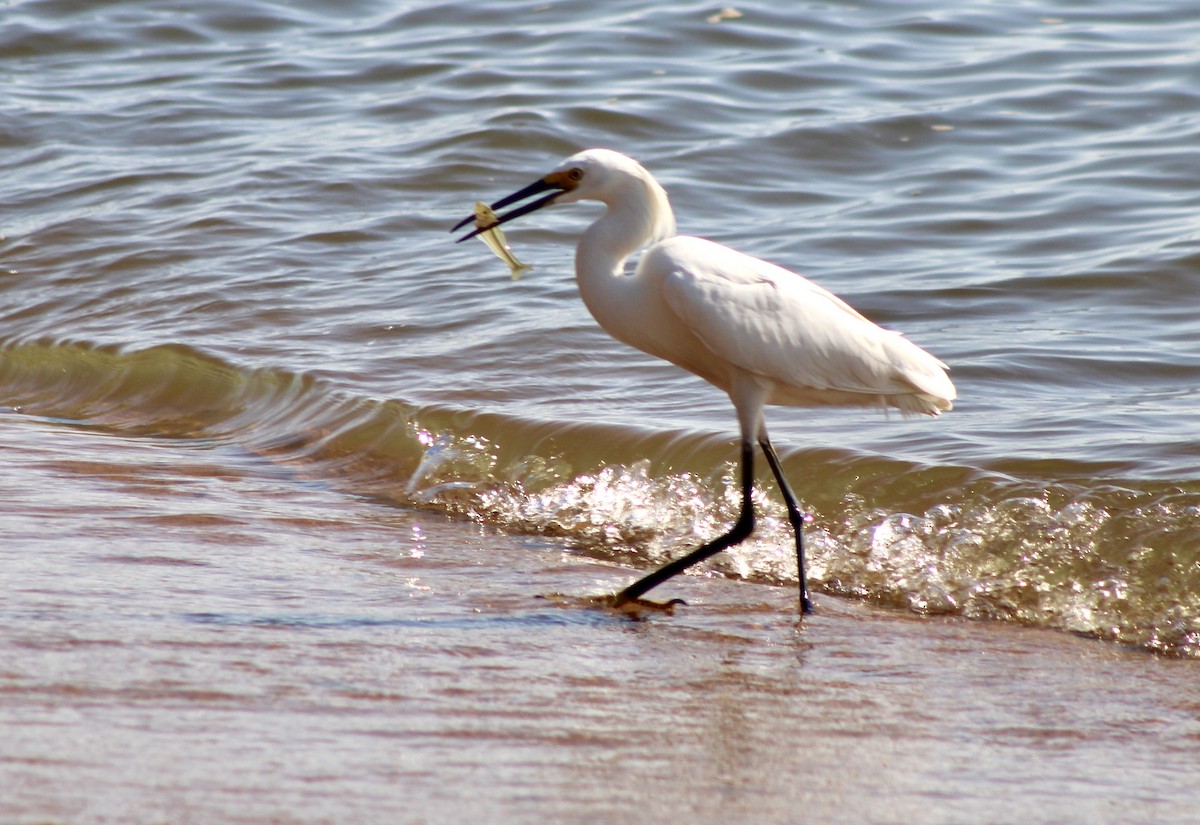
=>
[453,149,955,614]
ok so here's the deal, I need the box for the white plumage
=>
[454,148,954,613]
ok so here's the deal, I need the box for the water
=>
[4,1,1200,820]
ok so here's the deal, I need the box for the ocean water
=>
[4,2,1200,656]
[9,2,1200,821]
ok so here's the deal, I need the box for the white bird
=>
[453,149,955,613]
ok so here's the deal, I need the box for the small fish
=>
[473,201,532,280]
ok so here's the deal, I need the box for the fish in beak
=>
[470,201,532,280]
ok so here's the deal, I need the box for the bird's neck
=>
[573,173,676,347]
[575,172,675,282]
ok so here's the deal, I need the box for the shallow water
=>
[5,421,1200,823]
[6,0,1200,653]
[4,0,1200,819]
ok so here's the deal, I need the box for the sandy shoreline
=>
[4,505,1200,825]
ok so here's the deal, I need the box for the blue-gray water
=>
[4,2,1200,821]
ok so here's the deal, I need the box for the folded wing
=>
[652,236,955,415]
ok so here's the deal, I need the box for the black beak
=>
[451,178,563,242]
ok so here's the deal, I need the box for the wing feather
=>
[651,236,955,411]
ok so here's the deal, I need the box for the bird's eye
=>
[567,168,584,182]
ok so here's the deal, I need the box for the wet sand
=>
[7,0,1200,821]
[4,497,1199,825]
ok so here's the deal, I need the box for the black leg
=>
[759,435,811,614]
[612,441,755,607]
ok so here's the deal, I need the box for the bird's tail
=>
[887,390,954,417]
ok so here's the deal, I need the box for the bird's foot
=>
[536,592,686,615]
[609,594,688,615]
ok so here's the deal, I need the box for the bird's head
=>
[452,149,653,242]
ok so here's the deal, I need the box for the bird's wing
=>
[652,236,954,404]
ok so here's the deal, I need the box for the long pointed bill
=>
[451,178,562,242]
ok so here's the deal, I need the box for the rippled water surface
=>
[4,1,1200,820]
